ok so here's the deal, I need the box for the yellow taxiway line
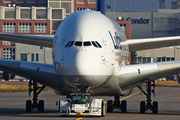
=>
[76,117,83,120]
[120,91,142,101]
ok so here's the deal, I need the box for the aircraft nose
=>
[67,49,100,75]
[57,47,111,88]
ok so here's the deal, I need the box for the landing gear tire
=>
[26,100,32,113]
[38,100,44,113]
[140,101,146,113]
[152,101,158,114]
[107,100,113,112]
[121,100,127,113]
[101,101,104,117]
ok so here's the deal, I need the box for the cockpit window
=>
[92,41,98,48]
[95,41,102,48]
[64,41,102,48]
[68,41,74,47]
[84,41,91,46]
[74,41,82,46]
[65,41,71,48]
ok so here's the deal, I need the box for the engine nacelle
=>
[175,73,180,84]
[2,72,15,80]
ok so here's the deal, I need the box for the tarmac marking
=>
[120,91,142,101]
[76,90,144,120]
[76,117,83,120]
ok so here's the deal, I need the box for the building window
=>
[4,8,15,19]
[3,41,11,45]
[49,2,60,8]
[52,9,63,19]
[4,0,12,2]
[61,2,71,13]
[38,0,47,3]
[27,0,35,3]
[3,48,15,59]
[119,24,126,33]
[15,0,24,3]
[20,8,31,19]
[31,53,34,61]
[19,23,31,33]
[35,23,47,33]
[88,8,95,10]
[52,20,61,31]
[36,54,39,61]
[88,0,96,3]
[3,23,16,32]
[77,0,85,3]
[77,8,85,11]
[36,9,47,19]
[40,46,43,49]
[21,53,27,61]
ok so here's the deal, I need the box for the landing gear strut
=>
[107,96,127,113]
[137,81,158,114]
[26,80,46,113]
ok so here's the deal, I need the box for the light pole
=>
[106,5,112,18]
[114,0,116,20]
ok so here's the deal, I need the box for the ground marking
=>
[76,90,144,120]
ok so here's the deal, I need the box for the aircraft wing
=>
[122,36,180,52]
[0,58,58,89]
[119,60,180,90]
[0,33,53,47]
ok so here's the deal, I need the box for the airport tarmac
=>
[1,87,180,120]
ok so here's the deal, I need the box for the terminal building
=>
[106,9,180,64]
[0,0,132,65]
[0,0,96,63]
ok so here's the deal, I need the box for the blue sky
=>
[105,0,171,12]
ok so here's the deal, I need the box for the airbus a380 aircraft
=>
[1,9,180,114]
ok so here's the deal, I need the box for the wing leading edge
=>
[0,58,58,89]
[118,60,180,90]
[0,33,53,47]
[121,36,180,52]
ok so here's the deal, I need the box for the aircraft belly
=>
[59,75,111,89]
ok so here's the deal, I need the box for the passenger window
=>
[95,41,102,48]
[68,41,74,47]
[65,41,71,48]
[92,41,98,48]
[74,41,82,46]
[84,41,91,46]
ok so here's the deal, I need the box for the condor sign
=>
[126,17,150,24]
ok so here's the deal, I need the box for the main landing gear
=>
[107,96,127,113]
[26,80,46,113]
[137,81,158,114]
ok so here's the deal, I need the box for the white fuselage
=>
[52,10,131,96]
